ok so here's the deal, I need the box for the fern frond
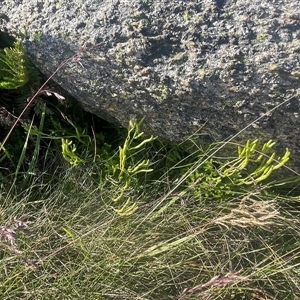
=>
[0,40,31,89]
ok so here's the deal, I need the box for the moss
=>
[131,12,144,19]
[198,69,206,79]
[183,10,203,23]
[221,12,231,19]
[183,10,193,21]
[256,32,267,42]
[33,31,42,41]
[55,0,64,9]
[156,83,168,102]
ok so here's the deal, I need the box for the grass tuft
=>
[1,136,300,299]
[1,40,300,300]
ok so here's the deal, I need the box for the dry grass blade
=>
[214,195,282,230]
[178,271,248,299]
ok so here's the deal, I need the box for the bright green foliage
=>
[61,138,84,165]
[187,139,290,200]
[104,119,156,215]
[222,139,290,185]
[58,118,156,215]
[0,40,32,89]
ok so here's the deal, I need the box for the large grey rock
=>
[1,0,300,171]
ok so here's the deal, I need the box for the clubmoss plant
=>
[104,118,156,215]
[61,138,84,165]
[60,118,156,215]
[188,139,290,200]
